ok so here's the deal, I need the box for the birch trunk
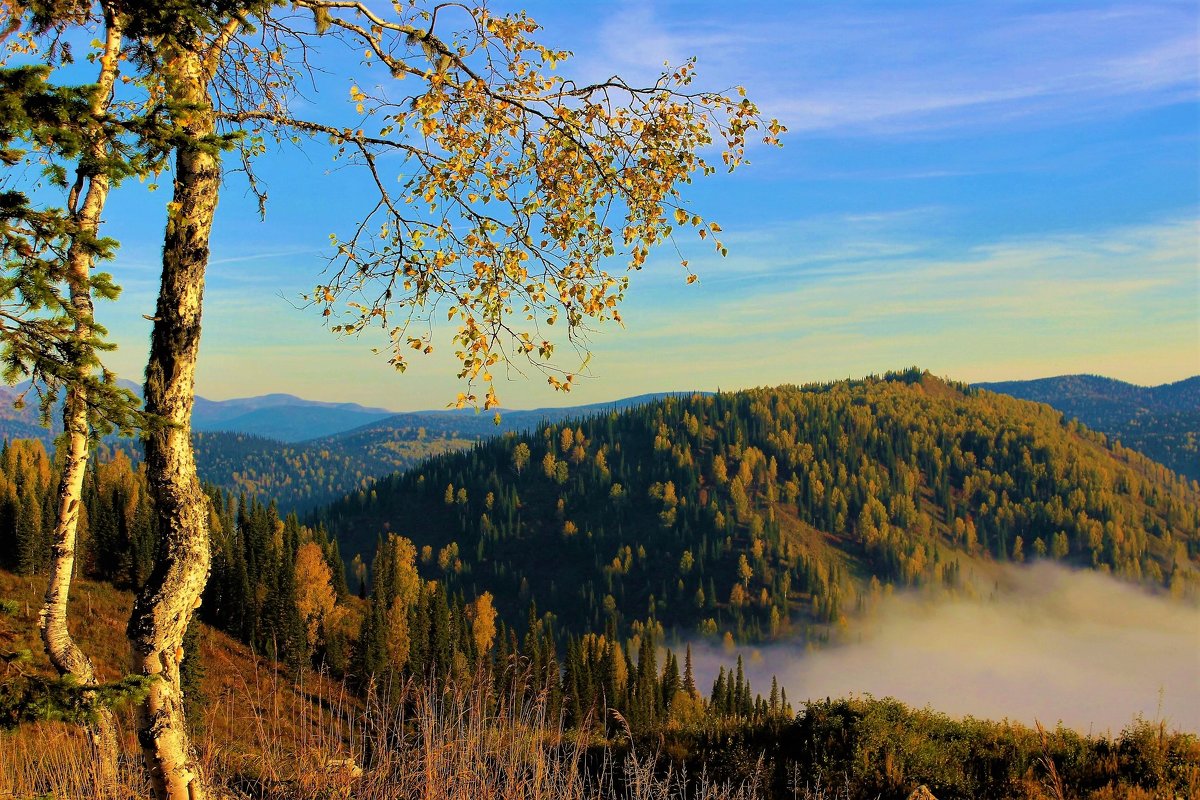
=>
[41,389,121,785]
[38,9,123,791]
[127,43,218,800]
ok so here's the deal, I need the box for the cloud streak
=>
[583,1,1198,136]
[592,215,1199,389]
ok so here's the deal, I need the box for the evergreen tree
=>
[683,644,698,698]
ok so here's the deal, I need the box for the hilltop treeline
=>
[316,370,1200,644]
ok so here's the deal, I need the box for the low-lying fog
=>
[690,563,1200,735]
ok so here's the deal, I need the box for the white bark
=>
[38,9,124,791]
[127,42,219,800]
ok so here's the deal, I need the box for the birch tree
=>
[1,1,144,787]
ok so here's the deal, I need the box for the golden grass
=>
[191,664,764,799]
[2,669,762,800]
[0,716,151,799]
[1,570,760,799]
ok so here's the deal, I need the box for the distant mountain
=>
[336,392,703,443]
[3,381,398,443]
[191,394,395,442]
[977,375,1199,482]
[0,385,53,443]
[313,369,1200,642]
[2,378,690,447]
[105,392,700,512]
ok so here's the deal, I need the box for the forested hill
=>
[978,374,1199,482]
[98,431,462,514]
[315,369,1200,644]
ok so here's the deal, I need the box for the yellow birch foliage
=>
[294,541,338,654]
[469,591,497,655]
[257,3,786,408]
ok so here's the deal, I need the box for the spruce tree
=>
[711,667,727,716]
[15,489,42,575]
[660,651,680,715]
[683,644,698,698]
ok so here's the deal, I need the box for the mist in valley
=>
[689,562,1200,735]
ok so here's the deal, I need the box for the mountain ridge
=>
[3,373,1195,512]
[0,381,703,445]
[977,373,1199,481]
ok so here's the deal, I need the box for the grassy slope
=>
[0,570,769,800]
[0,569,360,797]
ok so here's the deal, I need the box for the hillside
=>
[315,370,1200,643]
[96,428,479,513]
[196,430,475,512]
[5,568,1194,800]
[0,378,1196,798]
[0,570,359,797]
[978,374,1200,482]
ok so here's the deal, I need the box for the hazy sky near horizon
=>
[81,1,1198,409]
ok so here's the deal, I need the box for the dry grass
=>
[2,669,762,800]
[193,667,763,799]
[2,571,760,799]
[0,716,151,799]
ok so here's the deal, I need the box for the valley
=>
[1,368,1198,798]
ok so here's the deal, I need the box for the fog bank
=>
[692,563,1200,734]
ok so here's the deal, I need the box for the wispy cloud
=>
[581,2,1198,136]
[208,247,324,268]
[592,215,1199,389]
[177,213,1196,404]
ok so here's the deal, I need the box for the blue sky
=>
[87,1,1198,409]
